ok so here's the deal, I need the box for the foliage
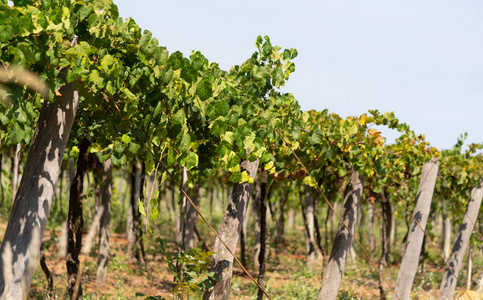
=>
[154,239,219,299]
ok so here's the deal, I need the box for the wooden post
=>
[0,84,79,299]
[393,158,439,300]
[438,183,483,300]
[317,171,365,300]
[203,158,259,300]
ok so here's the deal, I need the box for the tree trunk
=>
[177,167,189,248]
[171,180,179,235]
[389,203,396,250]
[467,245,473,291]
[442,200,451,260]
[66,137,91,299]
[378,187,390,299]
[380,188,390,268]
[39,242,53,294]
[180,182,200,250]
[368,202,376,251]
[287,208,296,232]
[0,143,4,207]
[275,192,287,249]
[314,192,326,261]
[252,180,261,270]
[10,143,21,206]
[203,158,259,300]
[301,185,319,269]
[393,158,439,300]
[438,184,483,300]
[137,163,149,269]
[257,168,268,300]
[126,162,141,256]
[0,83,79,299]
[96,159,112,282]
[317,171,365,300]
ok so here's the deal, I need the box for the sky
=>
[113,0,483,150]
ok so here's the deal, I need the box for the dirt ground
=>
[0,221,478,300]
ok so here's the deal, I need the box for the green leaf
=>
[206,100,229,120]
[179,152,198,170]
[79,5,92,20]
[121,134,131,144]
[89,70,104,88]
[138,199,146,217]
[229,171,242,183]
[100,54,114,74]
[196,76,213,101]
[172,109,185,125]
[127,141,141,155]
[0,25,13,43]
[114,141,124,153]
[10,122,28,144]
[145,152,155,175]
[227,154,240,169]
[209,118,227,136]
[178,134,191,153]
[308,129,323,145]
[167,147,176,165]
[111,153,126,166]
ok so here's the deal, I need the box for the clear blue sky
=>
[114,0,483,150]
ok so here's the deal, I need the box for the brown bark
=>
[253,180,261,270]
[317,171,365,300]
[0,83,79,299]
[393,158,439,300]
[126,162,141,256]
[203,158,259,300]
[378,187,390,300]
[257,168,268,300]
[66,137,91,299]
[380,187,390,267]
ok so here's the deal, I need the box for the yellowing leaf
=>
[368,129,381,137]
[241,171,254,183]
